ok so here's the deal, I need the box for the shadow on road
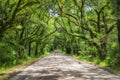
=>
[9,52,120,80]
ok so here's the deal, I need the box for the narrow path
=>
[10,52,120,80]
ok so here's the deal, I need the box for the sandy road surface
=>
[9,53,120,80]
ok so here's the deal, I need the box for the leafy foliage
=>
[0,0,120,72]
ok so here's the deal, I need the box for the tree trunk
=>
[98,39,107,60]
[94,38,107,60]
[0,25,5,41]
[18,48,22,58]
[115,0,120,51]
[66,47,71,54]
[35,42,39,56]
[0,29,3,41]
[28,41,32,56]
[117,19,120,50]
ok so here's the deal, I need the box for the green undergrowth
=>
[72,55,120,76]
[0,52,50,80]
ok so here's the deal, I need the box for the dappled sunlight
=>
[10,53,120,80]
[0,0,120,80]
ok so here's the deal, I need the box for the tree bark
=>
[66,47,71,54]
[100,37,107,60]
[117,19,120,50]
[35,42,39,56]
[28,41,32,56]
[116,0,120,51]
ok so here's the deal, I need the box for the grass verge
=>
[72,55,120,76]
[0,53,50,80]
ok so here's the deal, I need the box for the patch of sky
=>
[49,9,59,17]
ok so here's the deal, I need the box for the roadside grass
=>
[109,65,120,75]
[0,53,50,80]
[72,55,120,76]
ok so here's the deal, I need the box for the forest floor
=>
[9,52,120,80]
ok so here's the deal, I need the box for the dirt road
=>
[9,52,120,80]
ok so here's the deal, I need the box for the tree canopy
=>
[0,0,120,69]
